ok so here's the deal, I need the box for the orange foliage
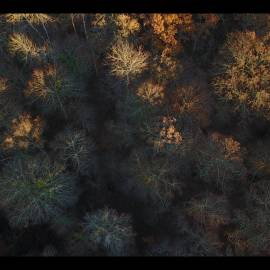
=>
[210,132,243,161]
[136,81,165,106]
[149,14,193,48]
[2,112,44,150]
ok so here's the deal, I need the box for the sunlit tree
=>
[107,39,149,84]
[8,32,48,64]
[212,31,270,121]
[25,64,81,116]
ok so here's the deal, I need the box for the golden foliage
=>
[107,39,149,82]
[210,132,243,161]
[143,116,183,153]
[8,32,46,62]
[25,66,53,99]
[115,14,140,38]
[2,112,44,150]
[149,14,193,47]
[25,64,76,113]
[152,47,182,82]
[172,86,201,114]
[158,116,183,146]
[5,13,54,25]
[136,81,165,106]
[212,31,270,120]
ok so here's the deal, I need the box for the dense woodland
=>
[0,13,269,256]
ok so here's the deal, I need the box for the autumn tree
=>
[1,112,44,152]
[8,32,49,65]
[212,31,270,121]
[107,39,149,85]
[25,64,82,116]
[196,132,247,193]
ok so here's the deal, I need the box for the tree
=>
[114,14,140,39]
[246,139,270,179]
[8,32,48,64]
[212,31,270,121]
[226,179,270,255]
[170,84,212,129]
[5,14,54,43]
[82,208,135,256]
[196,132,247,193]
[25,64,81,116]
[136,80,165,106]
[50,127,97,176]
[229,208,270,255]
[0,154,78,228]
[127,148,185,205]
[108,89,157,150]
[1,112,44,151]
[147,14,193,49]
[186,193,230,229]
[107,39,149,84]
[140,115,184,154]
[5,14,54,25]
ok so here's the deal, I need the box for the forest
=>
[0,13,269,256]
